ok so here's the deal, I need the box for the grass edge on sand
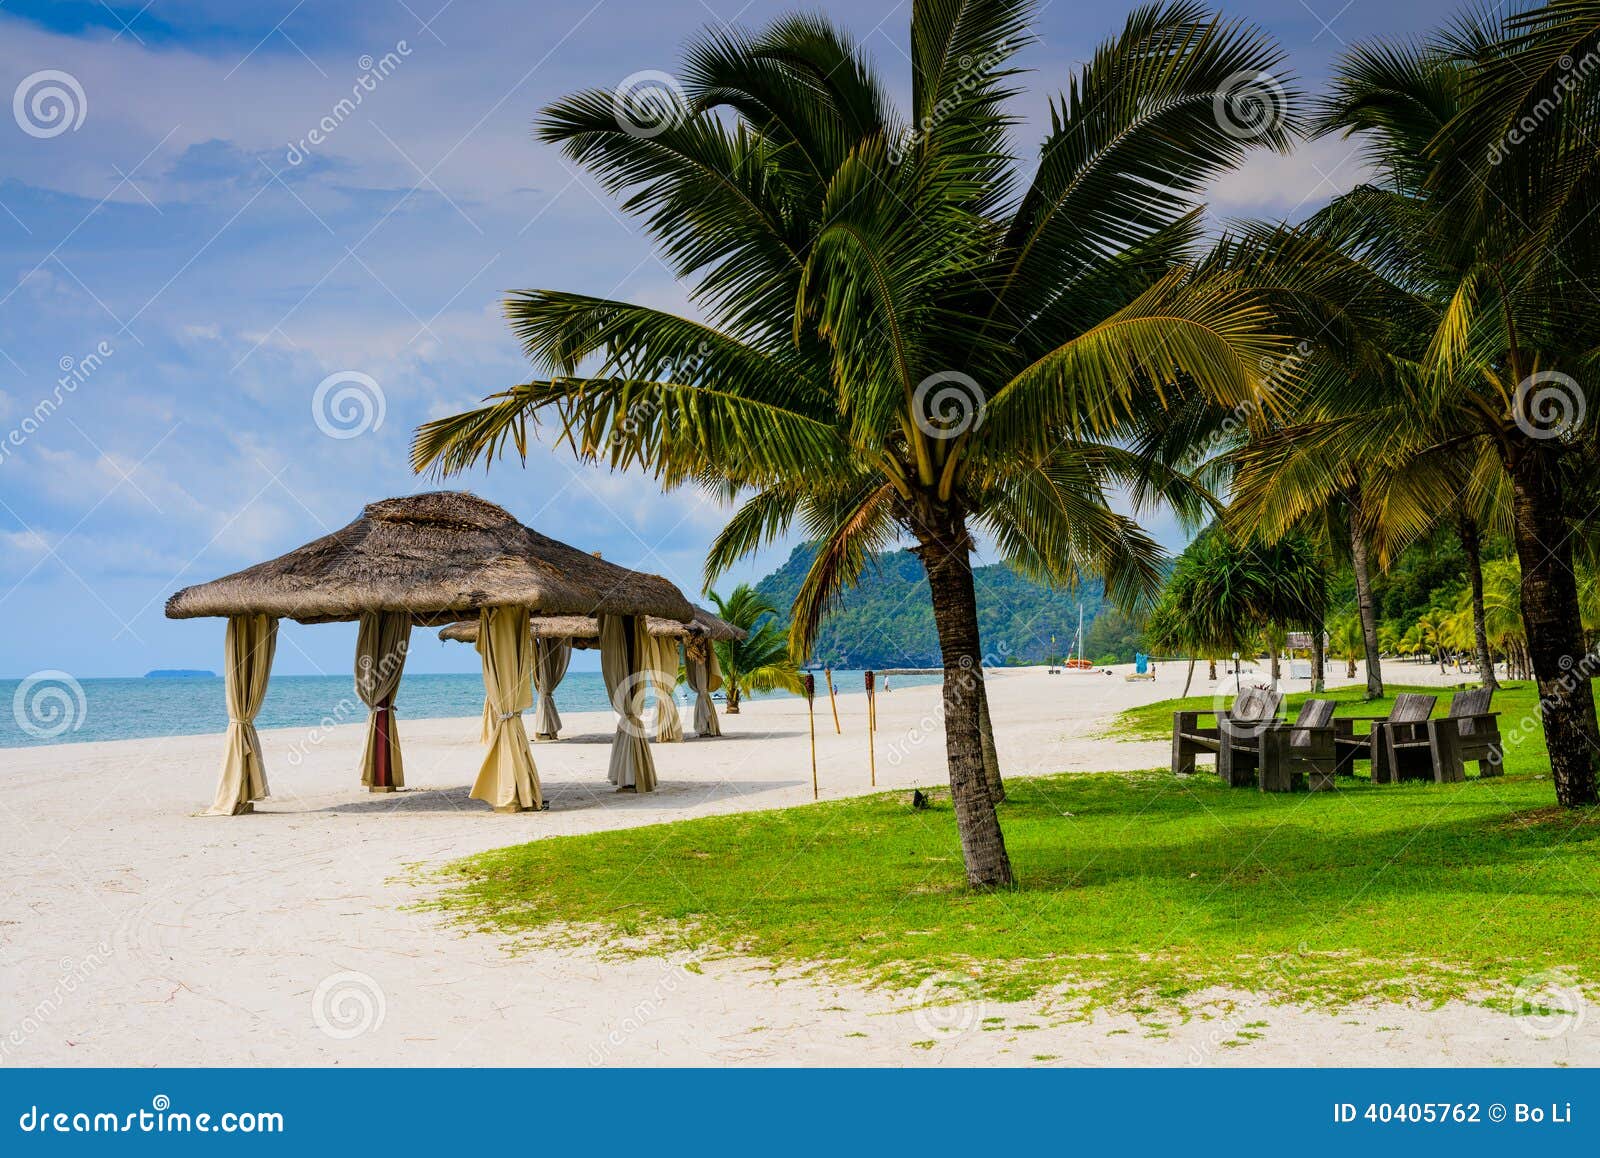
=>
[422,750,1599,1024]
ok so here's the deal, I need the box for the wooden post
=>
[864,670,876,787]
[824,667,841,734]
[802,672,817,800]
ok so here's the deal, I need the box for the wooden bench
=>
[1334,693,1438,782]
[1255,699,1339,792]
[1424,689,1503,781]
[1172,686,1284,786]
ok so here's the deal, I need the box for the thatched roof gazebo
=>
[438,607,745,740]
[166,491,693,815]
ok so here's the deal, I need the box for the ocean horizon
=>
[0,670,940,749]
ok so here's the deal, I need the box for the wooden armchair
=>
[1334,693,1438,783]
[1425,689,1503,782]
[1172,686,1284,785]
[1256,699,1339,792]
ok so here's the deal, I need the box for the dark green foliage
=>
[753,542,1116,667]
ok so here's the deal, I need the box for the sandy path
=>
[2,662,1591,1067]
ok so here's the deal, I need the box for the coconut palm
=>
[1330,613,1364,679]
[412,1,1300,886]
[1225,14,1600,804]
[705,585,802,712]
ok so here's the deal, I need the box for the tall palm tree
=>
[412,0,1299,886]
[705,585,802,712]
[1226,14,1600,805]
[1330,613,1365,679]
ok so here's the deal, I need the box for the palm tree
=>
[1330,613,1364,679]
[1415,612,1448,674]
[704,585,803,712]
[412,1,1300,886]
[1226,14,1600,805]
[1147,527,1324,692]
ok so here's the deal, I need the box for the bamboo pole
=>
[824,666,841,734]
[802,672,818,800]
[864,670,876,787]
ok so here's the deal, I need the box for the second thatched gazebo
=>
[166,491,693,815]
[439,606,745,741]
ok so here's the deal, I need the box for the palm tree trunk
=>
[1507,443,1600,807]
[1310,610,1326,693]
[725,681,741,714]
[1182,658,1196,697]
[1207,657,1217,681]
[1457,513,1499,692]
[918,519,1014,889]
[1348,494,1384,698]
[975,682,1004,803]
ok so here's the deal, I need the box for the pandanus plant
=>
[413,0,1299,885]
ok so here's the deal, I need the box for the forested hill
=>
[751,543,1139,668]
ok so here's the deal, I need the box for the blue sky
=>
[0,0,1459,678]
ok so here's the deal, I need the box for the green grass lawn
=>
[433,677,1598,1015]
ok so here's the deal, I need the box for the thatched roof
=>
[437,605,745,647]
[165,491,695,626]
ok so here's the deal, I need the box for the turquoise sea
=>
[0,670,939,749]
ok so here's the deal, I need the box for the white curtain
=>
[599,614,657,792]
[651,635,684,743]
[355,611,410,790]
[208,614,277,815]
[532,637,571,740]
[471,607,541,811]
[686,641,722,737]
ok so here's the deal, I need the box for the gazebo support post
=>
[208,613,279,816]
[370,696,395,792]
[356,610,410,793]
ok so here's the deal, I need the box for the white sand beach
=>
[3,662,1593,1067]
